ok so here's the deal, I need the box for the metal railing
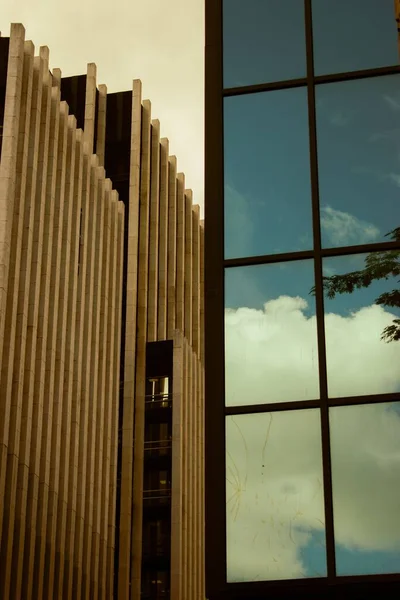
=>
[143,488,171,506]
[144,393,173,409]
[144,439,172,457]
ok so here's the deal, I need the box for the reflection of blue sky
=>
[223,0,306,88]
[312,0,398,76]
[223,0,400,582]
[225,260,315,316]
[224,88,313,259]
[317,74,400,248]
[224,0,398,88]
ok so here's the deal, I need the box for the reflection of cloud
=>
[227,410,325,581]
[226,297,400,581]
[383,94,400,111]
[321,205,380,246]
[384,172,400,188]
[329,110,352,127]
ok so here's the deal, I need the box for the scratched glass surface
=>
[330,402,400,575]
[226,410,326,582]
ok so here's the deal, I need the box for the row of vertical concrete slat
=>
[0,24,125,599]
[118,78,205,598]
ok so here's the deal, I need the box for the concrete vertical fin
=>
[118,78,142,598]
[157,137,169,340]
[167,156,177,339]
[0,35,33,599]
[130,98,151,599]
[147,119,160,341]
[176,173,185,333]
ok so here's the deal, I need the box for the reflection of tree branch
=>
[310,228,400,342]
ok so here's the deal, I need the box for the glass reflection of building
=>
[205,1,400,599]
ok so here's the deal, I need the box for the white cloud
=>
[0,0,204,211]
[226,296,400,581]
[329,110,352,127]
[383,94,400,111]
[320,206,380,246]
[384,172,400,188]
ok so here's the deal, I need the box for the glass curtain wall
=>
[206,0,400,593]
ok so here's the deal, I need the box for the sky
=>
[223,0,400,584]
[0,0,205,209]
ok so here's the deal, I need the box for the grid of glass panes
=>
[222,0,400,583]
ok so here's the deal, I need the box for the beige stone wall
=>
[118,83,205,600]
[0,22,205,600]
[0,25,125,599]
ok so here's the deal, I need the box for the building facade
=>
[0,23,204,600]
[205,1,400,599]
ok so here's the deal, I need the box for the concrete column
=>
[0,36,34,599]
[171,331,184,600]
[84,166,105,599]
[0,24,25,425]
[96,84,107,166]
[63,126,84,600]
[130,98,152,600]
[42,96,69,600]
[182,338,189,598]
[107,192,120,597]
[184,190,193,344]
[166,156,177,339]
[113,198,125,595]
[200,221,204,365]
[157,137,169,340]
[196,357,202,598]
[84,63,97,152]
[69,137,91,600]
[176,173,185,332]
[22,63,52,600]
[147,119,160,342]
[188,350,195,599]
[200,365,205,599]
[95,178,112,599]
[74,155,99,599]
[192,206,200,356]
[118,78,142,599]
[53,113,77,598]
[11,46,47,600]
[32,84,61,600]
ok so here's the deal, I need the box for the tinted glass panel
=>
[316,75,400,248]
[226,410,326,582]
[323,252,400,398]
[223,0,307,88]
[225,261,319,406]
[224,88,312,259]
[312,0,398,76]
[330,402,400,575]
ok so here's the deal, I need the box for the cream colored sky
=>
[0,0,205,210]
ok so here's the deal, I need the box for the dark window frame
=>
[205,1,400,598]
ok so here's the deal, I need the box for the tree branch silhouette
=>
[310,227,400,342]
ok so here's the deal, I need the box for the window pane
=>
[316,75,400,248]
[223,0,306,89]
[330,402,400,575]
[224,88,313,259]
[225,261,319,406]
[312,0,399,76]
[323,252,400,398]
[226,410,326,582]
